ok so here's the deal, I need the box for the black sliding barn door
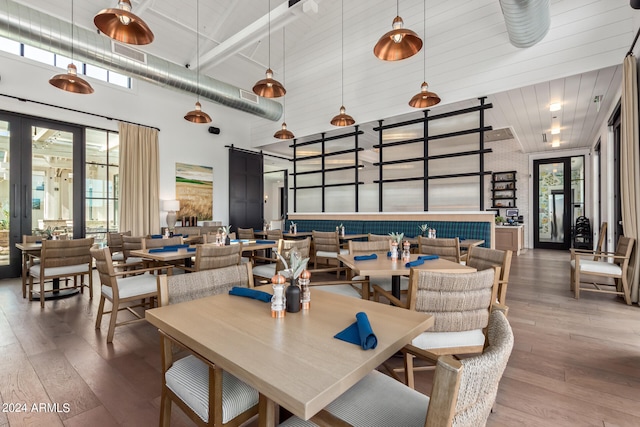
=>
[229,148,263,230]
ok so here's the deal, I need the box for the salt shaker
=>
[390,241,399,260]
[271,274,286,318]
[299,270,311,310]
[402,240,411,262]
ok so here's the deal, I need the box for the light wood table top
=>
[229,240,278,252]
[130,247,196,262]
[338,253,475,277]
[145,285,433,425]
[15,242,43,251]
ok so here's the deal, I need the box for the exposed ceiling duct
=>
[0,0,283,121]
[499,0,551,48]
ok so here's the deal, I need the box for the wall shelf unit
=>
[491,171,517,208]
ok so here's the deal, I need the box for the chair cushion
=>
[165,355,259,424]
[313,285,362,299]
[316,250,339,258]
[101,274,158,300]
[30,263,89,277]
[412,328,486,350]
[252,264,276,279]
[279,370,429,427]
[570,259,622,276]
[111,253,125,261]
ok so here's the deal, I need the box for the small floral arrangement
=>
[275,248,310,280]
[418,224,429,233]
[388,232,404,244]
[219,225,232,235]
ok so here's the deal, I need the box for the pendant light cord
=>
[423,0,426,81]
[341,0,344,106]
[71,0,74,61]
[196,0,200,102]
[268,0,272,68]
[282,27,286,121]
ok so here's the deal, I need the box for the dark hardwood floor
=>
[0,249,639,426]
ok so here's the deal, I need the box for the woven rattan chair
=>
[106,231,131,263]
[156,264,260,427]
[266,229,284,241]
[570,236,635,305]
[236,227,255,240]
[121,235,146,270]
[28,237,94,308]
[312,230,349,277]
[466,246,513,305]
[279,308,513,427]
[417,237,461,263]
[374,268,501,388]
[194,244,243,271]
[92,246,169,343]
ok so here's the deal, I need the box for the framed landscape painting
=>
[176,162,213,221]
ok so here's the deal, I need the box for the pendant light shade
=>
[331,0,355,127]
[409,82,440,108]
[409,1,440,108]
[253,68,286,98]
[185,0,211,124]
[274,122,294,139]
[49,63,94,95]
[94,0,154,45]
[184,101,212,124]
[50,0,93,94]
[373,1,422,61]
[254,0,286,98]
[330,106,355,127]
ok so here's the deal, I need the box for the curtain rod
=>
[0,93,160,131]
[627,26,640,57]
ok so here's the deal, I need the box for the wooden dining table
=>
[338,253,476,300]
[145,285,433,426]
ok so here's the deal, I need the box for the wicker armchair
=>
[194,243,243,271]
[417,237,461,263]
[465,246,512,305]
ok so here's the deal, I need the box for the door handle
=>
[24,185,28,219]
[12,184,17,218]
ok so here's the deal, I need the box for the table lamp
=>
[162,200,180,231]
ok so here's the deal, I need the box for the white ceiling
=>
[14,0,639,157]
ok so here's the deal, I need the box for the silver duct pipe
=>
[0,0,283,121]
[499,0,550,48]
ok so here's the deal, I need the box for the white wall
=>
[0,51,261,229]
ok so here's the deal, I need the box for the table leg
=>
[392,276,401,300]
[21,251,28,298]
[258,394,278,427]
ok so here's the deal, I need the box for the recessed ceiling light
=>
[550,102,562,112]
[551,140,560,148]
[551,128,560,135]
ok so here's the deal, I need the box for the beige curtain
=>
[118,122,160,236]
[621,54,640,304]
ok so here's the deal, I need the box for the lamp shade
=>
[162,200,180,212]
[94,0,154,45]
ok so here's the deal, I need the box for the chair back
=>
[417,236,461,263]
[614,236,635,268]
[158,263,254,307]
[275,238,311,272]
[122,235,143,259]
[348,239,389,255]
[407,268,499,333]
[312,230,340,254]
[106,231,131,254]
[40,238,94,269]
[142,235,184,249]
[237,227,255,240]
[91,246,118,290]
[267,229,284,241]
[426,310,513,427]
[22,235,40,244]
[368,233,392,242]
[466,247,512,285]
[195,244,242,271]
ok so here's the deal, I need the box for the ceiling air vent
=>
[485,127,514,142]
[240,89,259,104]
[111,41,147,64]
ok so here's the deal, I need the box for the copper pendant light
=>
[185,0,211,124]
[94,0,154,45]
[49,1,94,94]
[374,0,422,61]
[254,0,286,98]
[409,1,440,109]
[274,28,294,139]
[331,0,355,127]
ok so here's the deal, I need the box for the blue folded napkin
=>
[164,244,189,249]
[256,240,276,244]
[354,253,377,261]
[458,237,466,241]
[151,234,163,239]
[405,258,424,268]
[418,255,439,261]
[35,240,42,244]
[186,247,196,253]
[148,247,178,253]
[334,312,378,350]
[172,233,183,237]
[387,251,392,257]
[229,287,272,302]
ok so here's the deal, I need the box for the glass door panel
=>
[31,126,74,237]
[0,120,10,267]
[534,157,571,249]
